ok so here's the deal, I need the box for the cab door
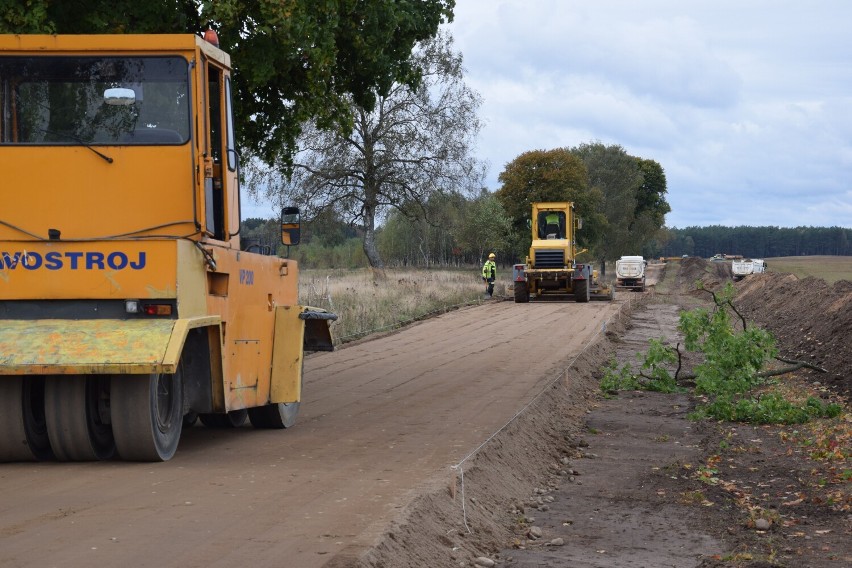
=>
[201,60,240,243]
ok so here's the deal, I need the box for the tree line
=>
[647,225,852,259]
[242,191,503,270]
[244,198,852,270]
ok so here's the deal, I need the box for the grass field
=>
[299,267,504,343]
[765,255,852,284]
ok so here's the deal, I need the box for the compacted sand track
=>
[0,298,623,568]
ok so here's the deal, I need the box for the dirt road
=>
[0,298,622,568]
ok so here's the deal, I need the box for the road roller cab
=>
[0,33,336,462]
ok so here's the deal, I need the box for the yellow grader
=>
[512,202,613,302]
[0,33,335,462]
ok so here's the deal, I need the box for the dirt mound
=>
[677,257,731,293]
[672,257,851,399]
[734,273,852,399]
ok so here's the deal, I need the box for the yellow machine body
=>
[0,34,334,461]
[512,202,612,302]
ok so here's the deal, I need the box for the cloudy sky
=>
[446,0,852,228]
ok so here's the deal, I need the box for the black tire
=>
[573,278,590,303]
[0,377,53,461]
[22,376,54,460]
[44,376,115,461]
[513,281,530,303]
[111,371,183,462]
[249,402,300,429]
[200,409,249,428]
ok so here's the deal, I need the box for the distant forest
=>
[649,226,852,259]
[243,216,851,269]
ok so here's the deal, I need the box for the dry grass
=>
[299,268,508,343]
[765,256,852,284]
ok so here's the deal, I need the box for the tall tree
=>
[635,158,670,229]
[630,158,671,252]
[571,143,644,269]
[454,190,513,264]
[0,0,454,164]
[247,30,485,268]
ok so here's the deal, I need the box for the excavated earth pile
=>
[735,273,852,400]
[674,256,851,399]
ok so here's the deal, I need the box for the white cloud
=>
[449,0,852,228]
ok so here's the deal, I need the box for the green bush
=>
[600,283,840,426]
[600,358,639,395]
[639,339,681,393]
[697,393,843,425]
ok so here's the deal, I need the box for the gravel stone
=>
[528,526,543,539]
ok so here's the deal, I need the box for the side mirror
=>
[104,87,136,106]
[575,217,583,230]
[281,206,301,246]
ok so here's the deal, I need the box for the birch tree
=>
[248,30,485,268]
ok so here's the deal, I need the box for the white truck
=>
[615,255,646,292]
[731,259,767,280]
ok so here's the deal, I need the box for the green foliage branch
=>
[601,283,841,424]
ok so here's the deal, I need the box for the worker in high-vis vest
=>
[482,252,497,297]
[543,211,561,238]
